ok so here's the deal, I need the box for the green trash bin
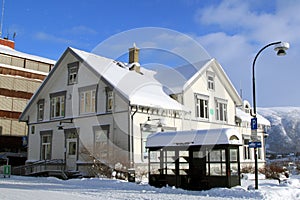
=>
[3,165,11,178]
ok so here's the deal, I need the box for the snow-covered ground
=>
[0,175,299,200]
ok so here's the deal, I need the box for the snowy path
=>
[0,175,299,200]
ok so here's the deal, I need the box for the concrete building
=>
[0,38,55,166]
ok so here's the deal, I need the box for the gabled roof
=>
[20,47,186,121]
[149,58,243,106]
[70,48,186,111]
[146,128,242,148]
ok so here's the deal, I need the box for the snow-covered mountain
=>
[258,107,300,154]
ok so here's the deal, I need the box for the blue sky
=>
[2,0,300,107]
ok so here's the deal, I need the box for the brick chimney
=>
[129,43,139,64]
[0,38,15,49]
[128,43,141,73]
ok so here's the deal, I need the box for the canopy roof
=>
[146,128,242,148]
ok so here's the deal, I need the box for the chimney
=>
[0,38,15,49]
[128,43,141,73]
[129,43,139,64]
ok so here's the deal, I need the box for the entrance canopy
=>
[146,128,242,148]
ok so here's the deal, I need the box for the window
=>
[93,125,109,161]
[215,99,227,122]
[230,148,239,176]
[206,149,226,176]
[195,94,209,119]
[106,88,113,112]
[37,99,45,121]
[79,86,97,114]
[141,128,156,160]
[68,62,79,85]
[207,71,215,90]
[50,91,66,119]
[40,131,52,160]
[243,139,251,160]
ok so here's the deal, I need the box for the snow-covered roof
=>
[70,48,186,111]
[0,44,55,64]
[146,128,242,148]
[236,108,271,126]
[147,59,211,94]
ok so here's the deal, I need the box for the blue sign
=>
[248,141,262,148]
[251,117,257,130]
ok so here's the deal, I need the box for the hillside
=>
[258,107,300,153]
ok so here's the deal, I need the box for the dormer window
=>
[207,71,215,91]
[68,62,79,85]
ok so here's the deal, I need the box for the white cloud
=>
[193,0,300,106]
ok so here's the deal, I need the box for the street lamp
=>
[251,41,289,189]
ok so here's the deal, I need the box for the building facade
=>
[0,38,55,165]
[19,45,269,178]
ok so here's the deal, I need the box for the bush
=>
[260,163,286,179]
[241,165,254,173]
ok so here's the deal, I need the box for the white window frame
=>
[215,99,227,122]
[68,62,79,85]
[50,91,66,119]
[207,71,215,91]
[195,94,209,119]
[40,131,52,160]
[37,99,45,121]
[79,85,97,115]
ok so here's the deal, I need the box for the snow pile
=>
[0,175,299,200]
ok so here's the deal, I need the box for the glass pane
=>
[166,151,175,162]
[193,151,205,158]
[179,151,188,162]
[210,150,221,162]
[221,149,226,162]
[230,163,238,176]
[221,163,226,176]
[150,151,160,162]
[210,163,222,176]
[68,142,76,155]
[230,149,238,162]
[149,163,160,174]
[179,163,189,175]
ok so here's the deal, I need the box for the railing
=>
[12,159,65,176]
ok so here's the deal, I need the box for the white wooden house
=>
[19,45,269,177]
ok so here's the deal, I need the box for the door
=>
[65,130,78,171]
[228,148,240,187]
[189,151,207,189]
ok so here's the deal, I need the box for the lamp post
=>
[251,41,289,189]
